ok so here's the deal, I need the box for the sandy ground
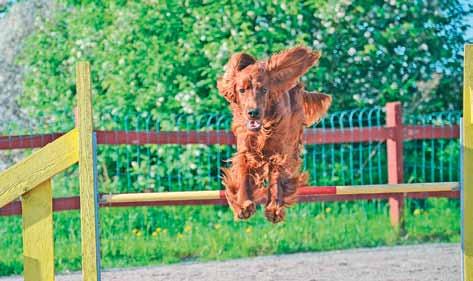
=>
[1,243,461,281]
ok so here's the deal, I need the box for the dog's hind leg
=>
[264,172,285,223]
[222,167,243,219]
[236,171,257,220]
[222,155,257,220]
[264,155,287,223]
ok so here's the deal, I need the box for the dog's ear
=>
[302,92,332,126]
[217,53,256,104]
[266,46,321,94]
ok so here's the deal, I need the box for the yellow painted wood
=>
[77,61,101,281]
[0,129,79,208]
[336,182,457,195]
[463,44,473,281]
[102,190,222,203]
[22,179,54,281]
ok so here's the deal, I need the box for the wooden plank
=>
[76,61,101,281]
[96,130,235,145]
[303,127,393,144]
[463,44,473,281]
[0,133,64,150]
[403,125,459,140]
[95,127,394,145]
[22,179,54,281]
[102,190,225,203]
[0,129,79,208]
[1,196,81,216]
[101,183,456,204]
[299,190,460,202]
[336,182,457,195]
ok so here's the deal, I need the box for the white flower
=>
[336,11,345,18]
[420,43,429,51]
[348,47,356,56]
[394,46,406,56]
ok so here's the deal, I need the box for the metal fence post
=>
[386,102,404,230]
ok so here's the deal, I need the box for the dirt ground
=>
[1,243,460,281]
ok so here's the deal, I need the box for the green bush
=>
[18,0,471,129]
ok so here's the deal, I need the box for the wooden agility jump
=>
[0,44,472,281]
[101,182,458,204]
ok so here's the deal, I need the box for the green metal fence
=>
[404,111,461,183]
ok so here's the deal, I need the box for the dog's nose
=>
[247,108,260,119]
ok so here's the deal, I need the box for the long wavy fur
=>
[217,46,331,223]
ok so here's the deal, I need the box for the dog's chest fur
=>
[233,90,306,164]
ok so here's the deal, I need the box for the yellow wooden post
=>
[463,44,473,281]
[76,61,101,281]
[22,179,54,281]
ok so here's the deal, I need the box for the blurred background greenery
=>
[16,0,472,129]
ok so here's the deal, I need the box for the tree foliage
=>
[18,0,471,128]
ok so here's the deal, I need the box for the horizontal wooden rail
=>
[101,182,458,203]
[0,182,459,216]
[336,182,458,194]
[95,128,395,145]
[0,129,79,208]
[0,125,460,149]
[0,133,65,149]
[403,125,459,140]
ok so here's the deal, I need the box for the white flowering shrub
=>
[17,0,471,126]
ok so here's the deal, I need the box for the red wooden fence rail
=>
[0,126,459,149]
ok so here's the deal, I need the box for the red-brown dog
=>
[217,46,331,223]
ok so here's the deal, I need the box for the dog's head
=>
[217,46,321,132]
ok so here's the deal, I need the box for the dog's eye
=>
[260,87,268,94]
[239,88,245,94]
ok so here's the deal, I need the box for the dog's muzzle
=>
[247,120,261,131]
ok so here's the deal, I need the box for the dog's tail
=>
[302,91,332,127]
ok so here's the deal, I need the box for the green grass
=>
[0,198,460,276]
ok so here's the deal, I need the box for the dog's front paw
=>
[264,203,285,223]
[236,200,256,220]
